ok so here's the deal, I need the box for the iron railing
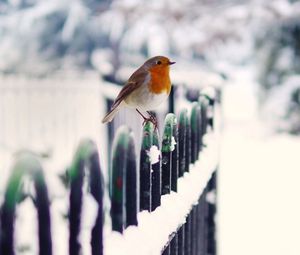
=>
[0,86,219,255]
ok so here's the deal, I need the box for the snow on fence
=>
[0,86,219,255]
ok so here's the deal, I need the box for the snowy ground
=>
[218,67,300,255]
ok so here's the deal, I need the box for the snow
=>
[262,75,300,133]
[2,0,296,75]
[170,137,176,152]
[79,193,99,255]
[51,198,69,255]
[15,198,39,255]
[148,145,160,165]
[218,67,300,255]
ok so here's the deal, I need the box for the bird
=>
[102,56,175,127]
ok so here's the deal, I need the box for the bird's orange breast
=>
[148,66,171,94]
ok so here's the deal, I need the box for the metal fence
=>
[0,85,219,255]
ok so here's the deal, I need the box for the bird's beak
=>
[168,61,176,65]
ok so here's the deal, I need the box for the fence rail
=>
[0,86,219,255]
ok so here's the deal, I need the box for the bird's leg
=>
[136,109,158,129]
[136,109,148,121]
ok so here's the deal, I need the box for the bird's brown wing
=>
[110,67,148,108]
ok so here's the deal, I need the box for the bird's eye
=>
[156,60,162,65]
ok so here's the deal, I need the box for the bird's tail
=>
[102,102,123,123]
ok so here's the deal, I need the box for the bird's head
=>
[143,56,175,72]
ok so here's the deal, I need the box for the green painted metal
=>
[178,109,188,177]
[1,152,52,255]
[161,113,177,195]
[162,114,176,153]
[190,102,201,163]
[185,112,191,172]
[171,115,179,192]
[140,121,154,211]
[141,121,154,153]
[69,139,98,181]
[125,131,138,226]
[111,126,131,232]
[110,126,138,230]
[151,127,162,210]
[68,138,104,255]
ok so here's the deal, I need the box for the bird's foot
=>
[142,117,158,129]
[146,111,158,130]
[136,109,158,129]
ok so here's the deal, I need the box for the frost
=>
[79,193,99,255]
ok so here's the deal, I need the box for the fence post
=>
[177,226,184,255]
[185,112,191,173]
[68,140,104,255]
[171,116,179,192]
[111,126,138,232]
[191,102,201,163]
[151,128,161,211]
[89,151,104,255]
[161,114,176,195]
[140,122,154,212]
[207,171,217,255]
[0,152,52,255]
[125,132,138,227]
[178,109,187,177]
[200,95,209,134]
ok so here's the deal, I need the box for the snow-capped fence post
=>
[68,139,104,255]
[140,122,154,212]
[151,127,162,211]
[0,152,52,255]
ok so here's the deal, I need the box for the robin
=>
[102,56,175,127]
